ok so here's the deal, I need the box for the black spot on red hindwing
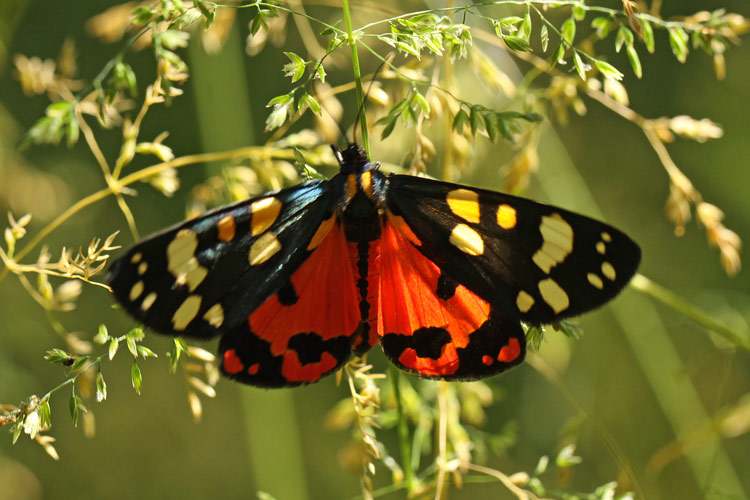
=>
[287,332,351,365]
[436,273,458,301]
[277,280,299,306]
[381,327,452,360]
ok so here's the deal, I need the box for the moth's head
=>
[332,143,379,174]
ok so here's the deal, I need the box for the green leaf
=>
[668,27,689,63]
[126,335,138,358]
[96,371,107,402]
[594,59,624,81]
[540,24,549,52]
[641,19,655,53]
[591,17,612,39]
[502,35,532,52]
[69,389,79,426]
[169,339,181,373]
[39,400,51,429]
[452,109,469,131]
[411,91,430,116]
[561,17,576,46]
[377,113,398,140]
[316,64,326,83]
[94,324,110,345]
[137,345,158,358]
[298,93,321,115]
[131,361,143,395]
[519,10,531,41]
[160,29,190,50]
[626,44,642,78]
[573,52,587,80]
[282,52,306,83]
[556,444,582,467]
[131,6,156,25]
[572,4,586,21]
[615,26,634,53]
[469,107,485,136]
[266,93,293,108]
[12,421,23,444]
[45,348,71,363]
[551,43,566,66]
[108,338,119,360]
[70,357,88,372]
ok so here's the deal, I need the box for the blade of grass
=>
[188,27,310,499]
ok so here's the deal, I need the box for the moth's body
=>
[108,144,641,387]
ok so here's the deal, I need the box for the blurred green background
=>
[1,1,749,499]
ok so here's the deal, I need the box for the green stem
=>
[341,0,369,153]
[630,274,750,351]
[389,365,414,491]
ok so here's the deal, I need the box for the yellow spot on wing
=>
[496,204,517,229]
[130,252,142,264]
[361,171,373,199]
[587,273,604,290]
[449,224,484,256]
[249,232,282,266]
[307,215,335,251]
[129,281,144,301]
[172,295,202,331]
[446,189,480,224]
[218,215,236,242]
[250,197,282,237]
[203,303,225,328]
[596,241,606,254]
[137,262,148,275]
[601,232,612,242]
[516,290,535,313]
[601,261,616,280]
[141,292,157,311]
[538,278,569,313]
[532,213,573,273]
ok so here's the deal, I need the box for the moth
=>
[107,144,640,387]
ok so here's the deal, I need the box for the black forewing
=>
[386,175,641,324]
[107,180,334,338]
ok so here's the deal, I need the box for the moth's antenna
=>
[350,57,389,149]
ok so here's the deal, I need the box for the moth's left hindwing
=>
[107,180,334,341]
[386,175,641,325]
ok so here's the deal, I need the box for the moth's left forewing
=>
[386,175,641,324]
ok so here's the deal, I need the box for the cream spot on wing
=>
[249,232,282,266]
[130,252,142,264]
[167,229,208,291]
[446,189,481,224]
[587,273,604,290]
[532,213,574,273]
[137,262,148,275]
[601,261,616,280]
[129,281,144,301]
[141,292,157,311]
[172,295,202,331]
[203,303,225,328]
[250,197,282,236]
[516,290,535,313]
[601,232,612,242]
[596,241,606,254]
[496,204,517,229]
[538,278,570,313]
[217,215,236,242]
[449,224,484,256]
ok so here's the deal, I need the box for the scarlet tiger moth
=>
[107,144,640,387]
